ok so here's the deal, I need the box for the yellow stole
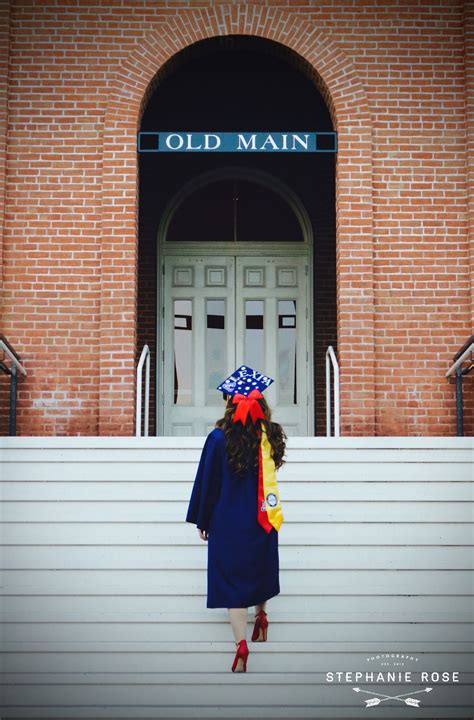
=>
[259,423,284,532]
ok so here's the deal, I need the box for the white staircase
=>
[0,436,472,718]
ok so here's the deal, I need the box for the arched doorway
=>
[157,167,313,435]
[137,34,337,436]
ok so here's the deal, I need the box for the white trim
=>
[1,436,471,448]
[159,242,309,256]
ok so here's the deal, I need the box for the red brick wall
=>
[0,1,472,436]
[466,1,474,333]
[0,0,11,435]
[0,0,8,286]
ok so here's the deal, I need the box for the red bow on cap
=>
[232,388,265,425]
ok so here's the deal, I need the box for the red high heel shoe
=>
[251,609,268,642]
[231,639,249,672]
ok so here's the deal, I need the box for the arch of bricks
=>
[101,3,375,436]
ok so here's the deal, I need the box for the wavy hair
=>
[215,394,287,476]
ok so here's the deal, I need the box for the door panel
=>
[161,255,310,436]
[236,257,309,435]
[162,256,235,435]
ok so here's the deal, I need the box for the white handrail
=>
[325,345,340,437]
[136,344,150,437]
[0,339,27,375]
[445,340,474,377]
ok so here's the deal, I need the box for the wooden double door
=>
[159,255,312,436]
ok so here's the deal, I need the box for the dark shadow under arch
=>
[159,166,313,245]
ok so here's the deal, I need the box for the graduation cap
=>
[216,364,274,397]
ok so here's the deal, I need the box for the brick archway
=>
[100,3,375,436]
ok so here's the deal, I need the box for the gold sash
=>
[260,423,284,531]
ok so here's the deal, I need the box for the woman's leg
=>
[255,600,267,616]
[228,608,248,643]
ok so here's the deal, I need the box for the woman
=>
[185,365,287,673]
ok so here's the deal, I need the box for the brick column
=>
[466,0,474,332]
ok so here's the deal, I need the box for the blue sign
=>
[137,131,337,153]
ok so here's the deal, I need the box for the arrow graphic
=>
[353,686,433,707]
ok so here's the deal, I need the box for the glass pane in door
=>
[206,299,226,405]
[173,299,193,405]
[278,299,297,405]
[245,300,264,369]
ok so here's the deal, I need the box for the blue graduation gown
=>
[186,427,280,609]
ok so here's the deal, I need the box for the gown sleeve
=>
[185,430,224,533]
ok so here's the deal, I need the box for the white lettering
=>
[421,671,460,683]
[165,134,184,150]
[324,671,413,683]
[204,134,221,150]
[281,134,288,150]
[237,134,257,151]
[260,134,279,151]
[291,134,309,151]
[186,133,202,150]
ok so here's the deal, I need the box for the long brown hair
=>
[215,394,287,476]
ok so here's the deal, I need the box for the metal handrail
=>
[445,336,474,378]
[0,335,26,436]
[325,345,340,437]
[445,335,473,436]
[136,344,150,437]
[0,336,27,376]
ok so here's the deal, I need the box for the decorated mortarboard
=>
[216,364,274,397]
